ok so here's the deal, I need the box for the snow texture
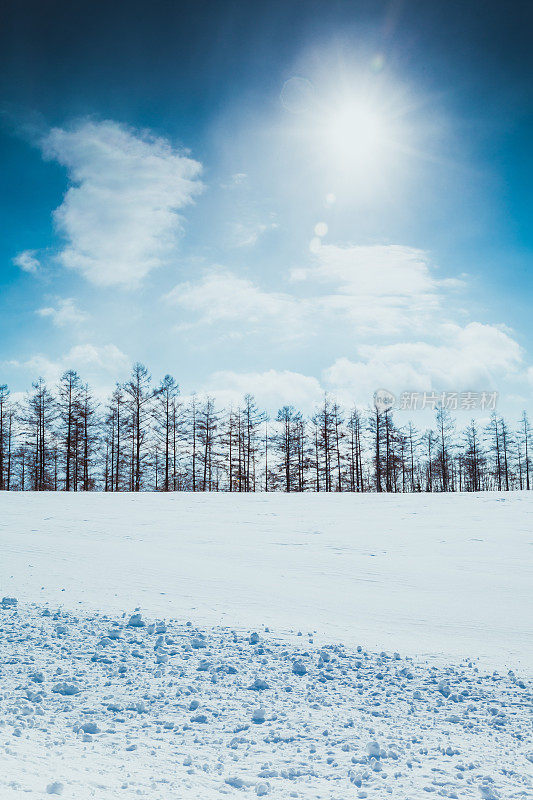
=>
[0,491,531,798]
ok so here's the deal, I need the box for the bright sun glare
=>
[324,102,386,165]
[281,74,413,191]
[321,97,395,180]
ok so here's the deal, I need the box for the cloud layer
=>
[6,115,529,413]
[39,120,202,287]
[37,297,87,327]
[166,270,306,334]
[7,344,129,388]
[13,250,40,274]
[167,245,460,339]
[166,244,526,405]
[206,368,324,412]
[325,322,523,402]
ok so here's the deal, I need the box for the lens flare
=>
[280,77,315,114]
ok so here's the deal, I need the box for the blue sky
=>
[1,0,532,414]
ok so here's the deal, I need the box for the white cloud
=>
[168,246,459,341]
[324,322,523,404]
[163,243,529,401]
[220,172,248,189]
[309,244,439,296]
[13,250,40,274]
[40,120,202,287]
[165,270,306,333]
[7,344,129,386]
[37,297,88,327]
[206,369,324,413]
[65,344,129,371]
[230,219,278,248]
[289,267,307,282]
[302,243,463,336]
[188,318,522,414]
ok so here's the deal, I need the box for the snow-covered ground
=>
[1,491,531,666]
[0,492,531,798]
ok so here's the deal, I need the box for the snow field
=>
[0,600,531,799]
[0,491,531,798]
[0,491,531,669]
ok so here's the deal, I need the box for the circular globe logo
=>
[373,388,395,413]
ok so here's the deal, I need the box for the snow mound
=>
[0,601,530,800]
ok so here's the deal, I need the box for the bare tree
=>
[435,405,454,491]
[124,363,153,492]
[0,384,10,490]
[519,411,530,490]
[153,375,180,491]
[23,378,55,490]
[197,396,218,491]
[463,420,484,492]
[273,406,300,492]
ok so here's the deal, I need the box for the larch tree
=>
[153,374,180,492]
[57,370,83,491]
[274,406,300,492]
[124,363,153,492]
[520,411,531,490]
[197,396,218,491]
[435,405,455,492]
[0,383,10,490]
[24,378,55,491]
[2,367,533,495]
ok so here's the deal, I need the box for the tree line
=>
[0,364,531,493]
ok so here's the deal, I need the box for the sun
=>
[281,72,416,192]
[322,99,391,174]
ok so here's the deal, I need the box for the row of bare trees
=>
[0,365,531,493]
